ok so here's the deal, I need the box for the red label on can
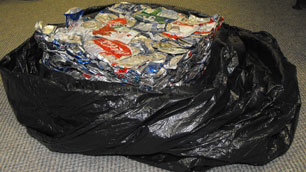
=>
[108,18,127,26]
[93,37,132,58]
[93,18,127,36]
[162,32,184,39]
[93,25,117,36]
[194,30,212,35]
[118,67,128,73]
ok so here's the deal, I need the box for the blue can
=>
[64,7,84,27]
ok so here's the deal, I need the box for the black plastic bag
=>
[293,0,306,9]
[0,4,301,172]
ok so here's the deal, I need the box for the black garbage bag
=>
[293,0,306,9]
[0,4,301,172]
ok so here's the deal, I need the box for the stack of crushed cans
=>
[34,2,224,90]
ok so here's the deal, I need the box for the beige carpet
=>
[0,0,305,171]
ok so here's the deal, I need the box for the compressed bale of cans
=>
[0,2,301,172]
[34,2,224,90]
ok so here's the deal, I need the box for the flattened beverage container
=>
[133,22,170,32]
[64,7,84,27]
[133,7,168,24]
[107,1,144,15]
[157,7,179,20]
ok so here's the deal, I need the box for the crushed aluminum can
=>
[133,22,171,32]
[81,20,104,30]
[107,18,128,27]
[175,38,194,48]
[156,7,179,20]
[178,14,211,25]
[155,67,167,78]
[164,54,186,69]
[42,25,57,35]
[92,37,132,59]
[107,2,143,15]
[115,55,151,69]
[133,7,168,24]
[146,32,168,41]
[129,35,154,55]
[53,31,83,45]
[151,52,168,63]
[99,27,139,44]
[35,21,57,35]
[163,21,200,38]
[95,13,118,24]
[84,40,106,60]
[144,62,163,74]
[34,21,43,32]
[153,40,189,54]
[66,45,91,64]
[125,16,137,28]
[64,7,84,27]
